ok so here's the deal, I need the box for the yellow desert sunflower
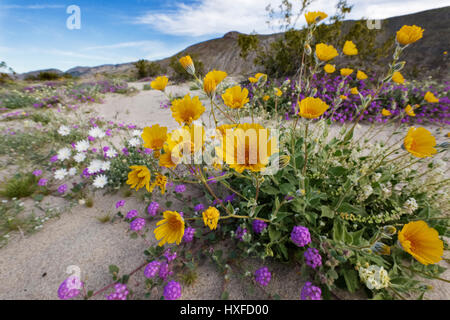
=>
[203,70,227,96]
[404,105,416,117]
[398,221,443,265]
[154,211,185,246]
[404,127,437,158]
[126,165,151,192]
[275,88,283,97]
[202,207,220,230]
[324,64,336,74]
[179,55,195,75]
[141,124,168,153]
[343,40,358,55]
[216,123,278,173]
[424,91,439,103]
[298,97,329,119]
[249,73,267,83]
[350,87,359,95]
[170,94,205,126]
[304,11,328,25]
[150,76,169,91]
[340,68,354,77]
[315,43,339,62]
[396,25,424,45]
[381,108,392,116]
[392,71,405,84]
[149,173,167,194]
[222,85,249,109]
[356,70,368,80]
[263,95,270,101]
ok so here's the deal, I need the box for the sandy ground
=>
[0,82,448,300]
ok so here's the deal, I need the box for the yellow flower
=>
[396,25,424,45]
[202,207,220,230]
[381,109,391,116]
[142,124,168,152]
[275,88,283,97]
[249,73,267,83]
[263,95,270,101]
[444,51,448,55]
[222,85,249,109]
[356,70,368,80]
[170,94,205,126]
[340,95,348,100]
[340,68,353,77]
[392,71,405,84]
[398,221,443,265]
[203,70,227,96]
[154,211,185,246]
[343,40,358,55]
[170,125,205,155]
[216,124,238,137]
[298,97,329,119]
[404,126,437,158]
[126,165,151,192]
[150,76,168,91]
[404,105,415,117]
[216,123,278,173]
[424,91,439,103]
[159,145,179,168]
[179,55,195,74]
[304,11,328,25]
[315,43,339,61]
[149,173,167,194]
[350,87,359,95]
[324,64,336,73]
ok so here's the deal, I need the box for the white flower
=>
[88,127,105,138]
[68,168,77,176]
[372,173,382,182]
[54,168,68,180]
[74,153,86,163]
[132,129,142,136]
[105,148,118,158]
[101,161,111,171]
[75,140,90,152]
[358,265,390,290]
[57,125,71,136]
[403,198,418,214]
[93,175,108,188]
[57,148,72,161]
[87,160,104,174]
[128,137,141,147]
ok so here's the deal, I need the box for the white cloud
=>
[0,4,65,10]
[134,0,449,36]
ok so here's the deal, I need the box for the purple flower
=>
[194,204,204,212]
[50,155,58,163]
[163,248,177,262]
[183,227,195,243]
[106,283,129,300]
[254,267,271,286]
[115,200,125,208]
[300,282,322,300]
[291,225,311,247]
[144,148,152,154]
[130,217,145,231]
[105,129,112,136]
[159,262,172,280]
[304,247,322,269]
[88,135,95,142]
[57,276,83,300]
[224,193,236,203]
[235,226,247,241]
[32,170,42,177]
[58,184,68,194]
[37,178,48,186]
[174,184,186,193]
[125,210,138,219]
[147,201,159,216]
[163,281,182,300]
[252,219,267,234]
[122,147,129,156]
[144,261,161,279]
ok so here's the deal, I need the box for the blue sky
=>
[0,0,448,73]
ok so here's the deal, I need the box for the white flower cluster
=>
[380,182,392,199]
[403,197,418,214]
[57,147,72,161]
[358,265,390,290]
[358,184,373,201]
[57,125,71,136]
[93,175,108,188]
[87,160,111,174]
[88,127,105,139]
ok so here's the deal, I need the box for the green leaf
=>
[260,185,279,195]
[221,291,229,300]
[268,226,281,242]
[109,265,119,275]
[278,243,289,260]
[332,220,345,242]
[321,206,334,219]
[329,166,347,176]
[165,201,172,208]
[341,269,359,293]
[279,183,294,195]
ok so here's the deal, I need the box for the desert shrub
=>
[0,90,39,109]
[134,60,166,79]
[1,173,38,199]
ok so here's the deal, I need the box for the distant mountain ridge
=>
[19,6,450,80]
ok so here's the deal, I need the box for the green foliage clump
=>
[134,59,166,79]
[169,53,205,82]
[1,173,38,199]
